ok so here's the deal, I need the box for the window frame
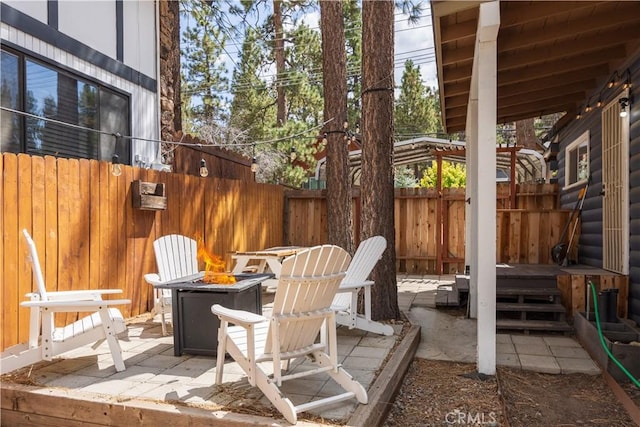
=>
[564,130,590,190]
[1,44,131,164]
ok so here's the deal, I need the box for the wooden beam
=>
[500,46,626,85]
[497,93,585,117]
[498,3,640,52]
[498,33,633,72]
[497,74,596,100]
[499,85,591,109]
[499,1,604,29]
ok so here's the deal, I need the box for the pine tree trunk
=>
[361,0,399,320]
[515,118,538,149]
[159,0,181,144]
[320,1,353,254]
[273,0,287,126]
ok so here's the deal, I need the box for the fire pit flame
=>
[197,237,236,284]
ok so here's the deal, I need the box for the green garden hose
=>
[588,281,640,388]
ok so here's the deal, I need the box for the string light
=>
[576,67,634,118]
[111,154,122,177]
[290,147,296,162]
[199,159,209,177]
[251,157,258,173]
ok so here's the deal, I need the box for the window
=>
[1,48,130,164]
[565,130,589,188]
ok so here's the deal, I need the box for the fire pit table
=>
[152,273,274,356]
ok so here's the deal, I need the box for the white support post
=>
[466,98,478,320]
[468,0,500,376]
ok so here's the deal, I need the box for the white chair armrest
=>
[144,273,162,286]
[211,304,266,327]
[21,299,131,310]
[43,289,123,301]
[339,280,374,291]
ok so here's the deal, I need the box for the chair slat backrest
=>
[332,236,386,309]
[153,235,199,281]
[267,245,351,353]
[343,236,386,285]
[22,229,48,301]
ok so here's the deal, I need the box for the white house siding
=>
[0,1,159,165]
[2,0,47,24]
[58,1,117,58]
[124,0,156,79]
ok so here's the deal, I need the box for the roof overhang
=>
[431,1,640,134]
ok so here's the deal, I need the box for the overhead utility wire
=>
[0,106,334,149]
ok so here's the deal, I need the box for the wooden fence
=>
[1,152,572,351]
[1,153,284,351]
[285,183,576,274]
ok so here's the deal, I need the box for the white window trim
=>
[564,130,590,190]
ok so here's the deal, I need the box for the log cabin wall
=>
[555,56,640,325]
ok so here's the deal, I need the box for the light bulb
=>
[251,157,258,173]
[619,97,630,118]
[290,148,296,162]
[111,154,122,177]
[199,159,209,177]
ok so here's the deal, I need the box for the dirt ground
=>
[384,358,638,427]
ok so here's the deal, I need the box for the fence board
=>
[0,155,3,348]
[3,154,19,349]
[44,156,58,300]
[89,160,100,294]
[17,155,33,342]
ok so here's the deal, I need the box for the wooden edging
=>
[602,368,640,425]
[1,326,421,427]
[0,383,298,427]
[348,324,421,427]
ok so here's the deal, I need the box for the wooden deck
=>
[495,263,629,321]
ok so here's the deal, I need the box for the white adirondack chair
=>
[211,245,367,424]
[332,236,394,336]
[0,230,130,375]
[143,234,199,336]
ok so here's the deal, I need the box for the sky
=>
[183,2,438,105]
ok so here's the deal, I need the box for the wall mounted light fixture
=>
[619,97,630,118]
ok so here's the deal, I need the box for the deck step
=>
[496,287,560,297]
[496,319,573,332]
[496,302,566,313]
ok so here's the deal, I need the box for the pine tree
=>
[321,0,353,254]
[395,59,442,138]
[181,0,229,129]
[361,0,400,321]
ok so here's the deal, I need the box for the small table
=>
[153,273,273,356]
[231,246,305,277]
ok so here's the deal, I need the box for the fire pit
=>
[152,273,274,356]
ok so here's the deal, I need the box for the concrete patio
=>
[0,275,600,426]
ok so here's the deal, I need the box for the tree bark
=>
[273,0,287,126]
[159,0,181,156]
[361,0,399,320]
[320,1,353,254]
[515,118,538,149]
